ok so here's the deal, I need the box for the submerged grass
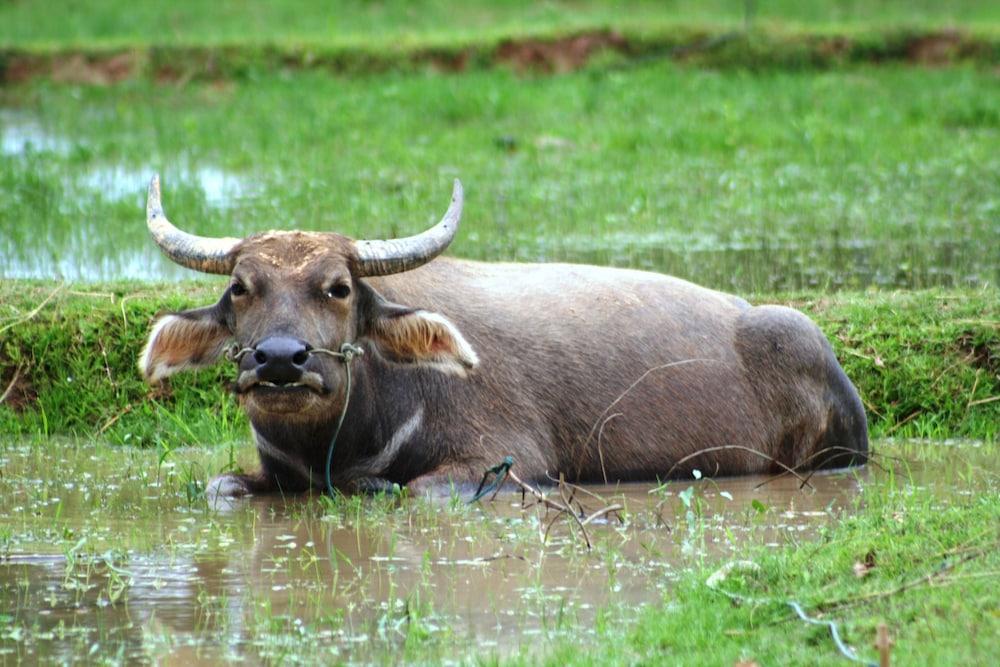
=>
[0,283,997,445]
[3,65,999,287]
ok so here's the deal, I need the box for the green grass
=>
[0,283,248,448]
[529,457,1000,665]
[2,1,1000,86]
[3,65,999,288]
[1,284,997,445]
[2,1,998,50]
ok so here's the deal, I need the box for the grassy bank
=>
[531,445,1000,666]
[4,66,999,287]
[1,283,997,446]
[4,26,1000,85]
[2,1,1000,83]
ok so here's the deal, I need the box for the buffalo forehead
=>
[237,231,354,276]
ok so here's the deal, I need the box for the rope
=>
[321,343,365,497]
[226,340,364,497]
[786,601,875,666]
[706,562,877,666]
[470,455,514,503]
[226,344,363,364]
[226,345,255,363]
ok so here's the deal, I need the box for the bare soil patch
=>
[3,28,997,85]
[495,30,628,73]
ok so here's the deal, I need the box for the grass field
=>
[3,1,999,86]
[3,65,998,289]
[534,447,1000,666]
[2,1,998,49]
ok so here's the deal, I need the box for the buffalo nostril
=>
[251,337,311,385]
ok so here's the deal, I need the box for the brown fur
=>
[373,310,478,375]
[141,233,869,496]
[140,312,230,382]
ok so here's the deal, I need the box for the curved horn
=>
[353,179,463,277]
[146,174,240,275]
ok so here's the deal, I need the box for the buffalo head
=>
[139,175,479,426]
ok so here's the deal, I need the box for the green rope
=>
[470,455,514,503]
[322,342,364,497]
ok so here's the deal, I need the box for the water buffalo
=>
[139,175,868,497]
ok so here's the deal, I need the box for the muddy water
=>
[0,440,993,663]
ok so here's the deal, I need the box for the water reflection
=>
[77,165,256,208]
[1,112,73,157]
[3,212,995,290]
[545,236,995,291]
[0,113,260,281]
[1,487,847,663]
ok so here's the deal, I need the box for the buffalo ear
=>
[359,284,479,377]
[139,305,231,383]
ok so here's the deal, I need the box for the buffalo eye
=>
[230,281,248,297]
[327,283,351,300]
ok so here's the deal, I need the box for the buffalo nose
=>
[252,337,311,385]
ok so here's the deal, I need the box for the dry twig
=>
[496,468,623,551]
[98,404,134,434]
[573,358,725,476]
[968,395,1000,407]
[884,410,922,436]
[544,471,620,507]
[964,368,982,418]
[0,282,66,335]
[0,363,23,406]
[818,543,995,613]
[596,412,622,485]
